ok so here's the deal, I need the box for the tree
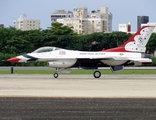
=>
[50,22,77,35]
[146,33,156,54]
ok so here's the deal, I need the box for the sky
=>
[0,0,156,31]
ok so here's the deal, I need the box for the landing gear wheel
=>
[93,71,101,78]
[54,73,59,78]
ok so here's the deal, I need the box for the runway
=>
[1,97,156,119]
[0,74,156,98]
[0,74,156,119]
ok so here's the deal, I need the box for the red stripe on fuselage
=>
[101,46,132,52]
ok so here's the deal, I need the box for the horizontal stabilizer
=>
[128,58,152,63]
[111,57,152,63]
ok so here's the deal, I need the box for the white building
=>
[51,10,73,23]
[53,7,113,34]
[88,7,113,33]
[141,22,156,33]
[14,14,40,31]
[118,23,131,32]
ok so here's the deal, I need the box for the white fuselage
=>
[17,49,143,68]
[27,50,141,60]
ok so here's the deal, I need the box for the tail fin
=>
[103,26,155,52]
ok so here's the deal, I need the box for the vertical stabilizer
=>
[103,26,155,52]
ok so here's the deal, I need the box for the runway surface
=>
[0,74,156,98]
[0,74,156,119]
[1,97,156,120]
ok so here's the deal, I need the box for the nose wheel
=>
[54,73,59,78]
[93,71,101,78]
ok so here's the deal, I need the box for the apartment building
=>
[13,14,40,31]
[51,10,73,23]
[118,23,131,32]
[89,7,113,33]
[52,7,113,34]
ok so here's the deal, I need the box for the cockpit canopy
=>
[32,47,62,53]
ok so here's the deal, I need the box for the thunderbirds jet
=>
[7,26,155,78]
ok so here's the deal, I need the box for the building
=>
[141,22,156,33]
[13,14,40,31]
[0,24,4,28]
[137,16,149,30]
[52,7,113,34]
[88,7,113,33]
[51,10,73,23]
[118,23,131,32]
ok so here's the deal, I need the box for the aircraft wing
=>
[127,58,152,62]
[107,57,152,63]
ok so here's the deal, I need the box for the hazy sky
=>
[0,0,156,31]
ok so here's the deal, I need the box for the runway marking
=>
[0,95,156,99]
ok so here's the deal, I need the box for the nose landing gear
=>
[53,68,59,78]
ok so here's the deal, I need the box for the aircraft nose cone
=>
[6,57,21,62]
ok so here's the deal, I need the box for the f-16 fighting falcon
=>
[7,26,155,78]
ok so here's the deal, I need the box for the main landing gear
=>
[93,70,101,78]
[53,72,59,78]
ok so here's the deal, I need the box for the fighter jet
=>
[7,26,155,78]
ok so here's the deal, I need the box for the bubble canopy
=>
[32,47,62,53]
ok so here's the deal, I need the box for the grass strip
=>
[0,69,156,74]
